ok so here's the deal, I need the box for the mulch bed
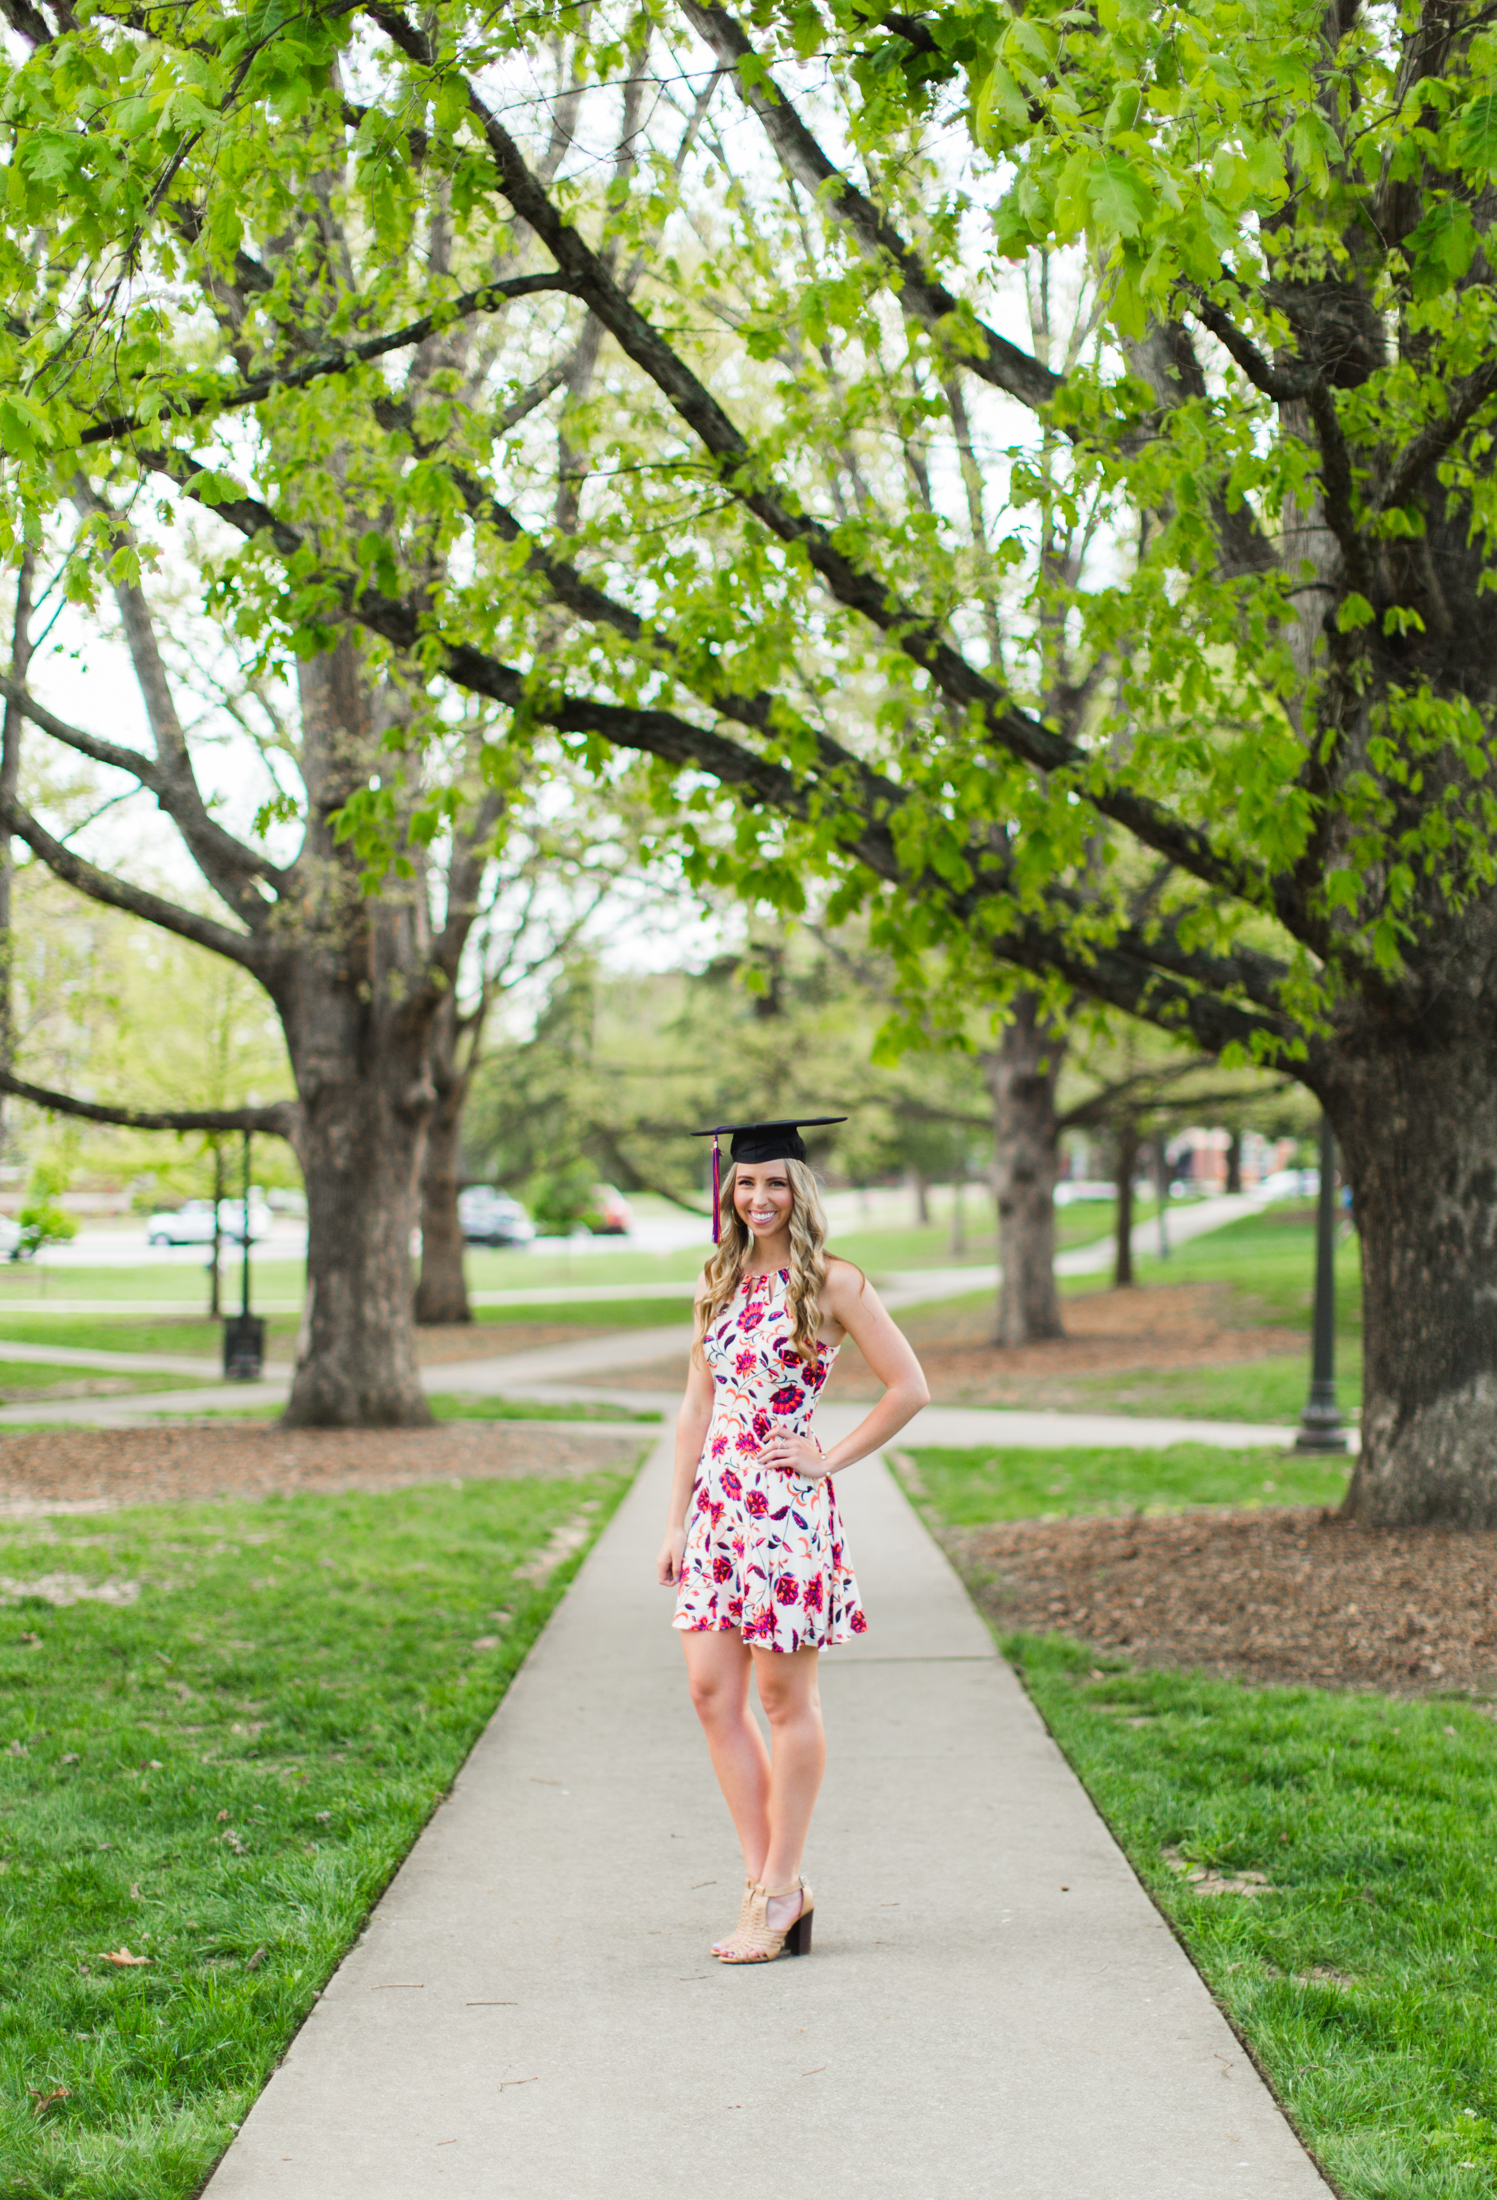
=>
[0,1423,648,1515]
[951,1506,1497,1694]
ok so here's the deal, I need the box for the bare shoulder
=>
[821,1255,874,1318]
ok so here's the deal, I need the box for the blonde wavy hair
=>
[695,1157,829,1364]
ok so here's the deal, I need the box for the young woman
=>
[656,1120,929,1964]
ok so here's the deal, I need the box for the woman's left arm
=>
[760,1267,930,1480]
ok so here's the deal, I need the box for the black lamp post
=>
[222,1127,265,1381]
[1294,1111,1347,1453]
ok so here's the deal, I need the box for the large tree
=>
[10,0,1497,1517]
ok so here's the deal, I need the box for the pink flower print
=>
[739,1303,765,1332]
[749,1609,776,1641]
[727,1596,744,1623]
[832,1541,843,1571]
[695,1485,710,1514]
[751,1409,772,1444]
[731,1534,746,1559]
[849,1607,868,1634]
[745,1488,769,1519]
[803,1575,824,1614]
[735,1349,757,1376]
[735,1432,756,1455]
[720,1467,742,1500]
[774,1574,801,1607]
[713,1554,734,1585]
[709,1501,725,1527]
[769,1383,802,1413]
[710,1433,728,1458]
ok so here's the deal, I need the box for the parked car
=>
[457,1186,535,1247]
[147,1194,273,1247]
[1053,1180,1117,1206]
[1254,1168,1319,1201]
[588,1184,633,1235]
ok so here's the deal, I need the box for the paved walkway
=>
[201,1429,1330,2199]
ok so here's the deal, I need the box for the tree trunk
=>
[285,1029,432,1426]
[276,641,436,1429]
[1225,1128,1242,1195]
[1153,1132,1171,1260]
[990,995,1064,1345]
[910,1168,929,1227]
[1337,1040,1497,1526]
[1114,1118,1137,1287]
[416,1008,472,1324]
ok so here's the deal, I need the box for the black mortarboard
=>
[692,1117,847,1241]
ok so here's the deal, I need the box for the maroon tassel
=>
[711,1136,721,1243]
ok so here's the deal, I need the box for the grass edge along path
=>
[996,1637,1497,2200]
[898,1427,1496,2200]
[0,1457,647,2200]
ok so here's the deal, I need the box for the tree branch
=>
[76,273,574,448]
[1375,355,1497,515]
[360,5,1281,920]
[0,1067,296,1137]
[680,0,1061,414]
[0,792,271,972]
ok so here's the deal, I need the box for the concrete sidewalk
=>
[201,1434,1330,2200]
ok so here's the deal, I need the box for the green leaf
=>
[1337,594,1375,632]
[1086,153,1153,240]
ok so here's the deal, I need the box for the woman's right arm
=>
[657,1301,715,1587]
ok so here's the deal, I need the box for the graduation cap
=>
[692,1118,847,1242]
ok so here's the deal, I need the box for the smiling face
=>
[732,1161,794,1249]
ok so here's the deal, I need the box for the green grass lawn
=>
[0,1365,215,1404]
[0,1464,642,2199]
[1127,1204,1362,1339]
[427,1395,661,1423]
[906,1442,1353,1521]
[1008,1638,1497,2200]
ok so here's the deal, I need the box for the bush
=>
[17,1161,79,1259]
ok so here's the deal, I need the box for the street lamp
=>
[1294,1111,1347,1453]
[222,1127,265,1382]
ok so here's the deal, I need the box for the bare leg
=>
[752,1645,824,1930]
[682,1628,771,1881]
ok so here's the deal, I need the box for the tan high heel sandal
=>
[711,1877,757,1956]
[716,1878,814,1963]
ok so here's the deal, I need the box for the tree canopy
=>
[8,0,1497,1510]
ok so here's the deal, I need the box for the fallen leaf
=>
[97,1947,150,1966]
[18,1632,40,1647]
[29,2086,69,2117]
[61,1752,79,1764]
[7,1739,27,1756]
[215,1809,229,1822]
[313,1810,331,1824]
[220,1830,246,1854]
[246,1947,267,1971]
[471,1636,500,1651]
[129,1883,141,1900]
[148,1759,163,1770]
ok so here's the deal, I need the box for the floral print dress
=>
[673,1267,868,1652]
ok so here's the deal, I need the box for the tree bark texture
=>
[415,995,472,1325]
[1336,1035,1497,1526]
[272,641,437,1429]
[990,995,1064,1346]
[1225,1129,1242,1196]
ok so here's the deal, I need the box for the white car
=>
[457,1186,535,1247]
[1054,1180,1118,1206]
[1254,1168,1320,1201]
[147,1195,273,1247]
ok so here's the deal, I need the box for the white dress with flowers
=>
[672,1267,868,1653]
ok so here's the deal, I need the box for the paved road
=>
[200,1432,1331,2200]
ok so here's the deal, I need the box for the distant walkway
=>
[199,1431,1331,2199]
